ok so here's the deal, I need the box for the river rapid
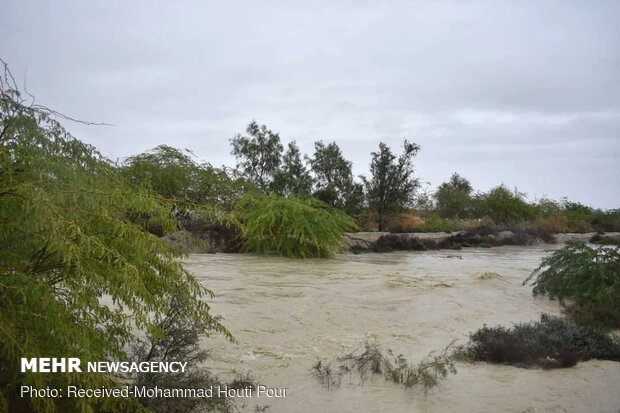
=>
[185,246,620,412]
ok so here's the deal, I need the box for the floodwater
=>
[186,246,620,412]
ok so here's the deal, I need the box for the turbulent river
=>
[185,246,620,412]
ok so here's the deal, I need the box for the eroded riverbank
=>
[186,246,620,412]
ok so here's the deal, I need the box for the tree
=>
[434,173,474,219]
[235,194,357,258]
[230,121,283,192]
[271,141,313,196]
[524,243,620,327]
[0,64,231,412]
[363,141,420,231]
[196,163,254,209]
[123,145,253,212]
[478,185,537,224]
[122,145,201,200]
[309,140,359,211]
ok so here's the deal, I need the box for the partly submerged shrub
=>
[590,233,620,246]
[463,314,619,368]
[236,194,358,258]
[524,242,620,327]
[131,297,232,413]
[312,342,458,392]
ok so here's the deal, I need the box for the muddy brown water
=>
[185,246,620,412]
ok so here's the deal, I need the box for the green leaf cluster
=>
[0,76,230,412]
[524,243,620,327]
[236,194,357,258]
[363,140,420,230]
[122,144,252,211]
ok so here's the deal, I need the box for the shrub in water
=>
[236,194,358,258]
[312,342,458,392]
[524,242,620,327]
[464,314,619,368]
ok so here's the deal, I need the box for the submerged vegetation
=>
[463,314,620,368]
[524,242,620,327]
[312,342,459,392]
[131,296,233,413]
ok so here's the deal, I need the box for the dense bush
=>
[524,242,620,327]
[477,185,537,224]
[236,194,358,258]
[123,145,252,210]
[434,173,475,219]
[561,200,594,232]
[464,314,620,368]
[591,209,620,232]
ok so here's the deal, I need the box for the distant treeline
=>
[120,121,620,234]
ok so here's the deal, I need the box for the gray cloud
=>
[1,0,619,207]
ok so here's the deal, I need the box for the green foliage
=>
[271,141,313,196]
[591,209,620,232]
[419,213,460,232]
[524,242,620,327]
[309,140,361,214]
[312,342,458,392]
[230,121,283,192]
[235,194,357,258]
[363,141,420,231]
[0,69,231,412]
[131,296,231,413]
[464,314,620,368]
[561,199,594,232]
[196,164,254,210]
[477,185,537,224]
[123,145,251,210]
[122,145,202,200]
[434,173,474,219]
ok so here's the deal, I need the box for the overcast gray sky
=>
[1,0,619,208]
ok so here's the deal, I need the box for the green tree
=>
[434,173,474,219]
[236,194,357,258]
[362,141,420,231]
[0,67,231,412]
[122,144,201,200]
[524,243,620,327]
[272,141,313,196]
[561,199,594,232]
[123,145,253,211]
[478,185,537,224]
[230,121,283,192]
[309,140,361,212]
[196,163,254,209]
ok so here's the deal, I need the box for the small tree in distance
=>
[307,140,364,215]
[272,141,313,196]
[230,121,283,192]
[435,173,474,219]
[363,140,421,231]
